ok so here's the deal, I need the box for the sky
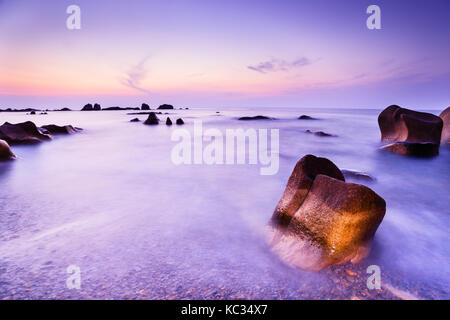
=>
[0,0,449,109]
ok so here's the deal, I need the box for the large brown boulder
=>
[378,105,443,156]
[0,121,51,145]
[269,155,386,271]
[440,107,450,145]
[271,155,344,228]
[0,139,15,161]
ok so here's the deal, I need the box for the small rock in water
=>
[130,118,140,122]
[176,118,184,125]
[40,124,80,134]
[341,169,375,182]
[305,130,335,137]
[143,112,160,125]
[166,117,173,125]
[141,103,150,110]
[157,104,174,110]
[298,115,317,120]
[238,115,273,121]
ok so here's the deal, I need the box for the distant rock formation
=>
[0,121,52,145]
[238,115,273,121]
[269,155,385,271]
[81,104,93,111]
[157,104,174,110]
[166,117,173,125]
[378,105,443,156]
[298,115,318,120]
[144,112,160,125]
[176,118,184,125]
[440,107,450,145]
[93,103,101,111]
[141,103,150,110]
[130,118,140,122]
[0,139,15,161]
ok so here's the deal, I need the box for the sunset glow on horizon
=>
[1,0,449,109]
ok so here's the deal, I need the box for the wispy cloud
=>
[247,57,312,74]
[121,56,151,95]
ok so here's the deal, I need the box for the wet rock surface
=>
[270,155,386,271]
[378,105,443,156]
[440,107,450,145]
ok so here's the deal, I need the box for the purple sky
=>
[0,0,449,109]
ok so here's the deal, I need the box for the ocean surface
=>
[0,107,448,299]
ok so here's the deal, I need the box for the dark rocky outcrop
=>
[305,130,335,137]
[157,104,174,110]
[40,125,80,135]
[144,112,160,125]
[0,121,51,145]
[440,107,450,145]
[341,169,375,182]
[269,155,385,271]
[298,115,317,120]
[378,105,443,156]
[0,139,15,161]
[81,104,93,111]
[141,103,150,110]
[30,111,36,115]
[130,118,140,122]
[176,118,184,125]
[93,103,101,111]
[166,117,173,125]
[238,115,273,121]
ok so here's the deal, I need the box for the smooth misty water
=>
[0,108,448,299]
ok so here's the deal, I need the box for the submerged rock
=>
[341,169,375,182]
[176,118,184,125]
[238,115,273,121]
[305,130,335,137]
[40,125,80,134]
[144,112,160,125]
[157,104,174,110]
[269,155,385,271]
[298,115,318,120]
[0,121,51,145]
[378,105,443,156]
[440,107,450,145]
[166,117,173,125]
[130,118,140,122]
[0,139,15,161]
